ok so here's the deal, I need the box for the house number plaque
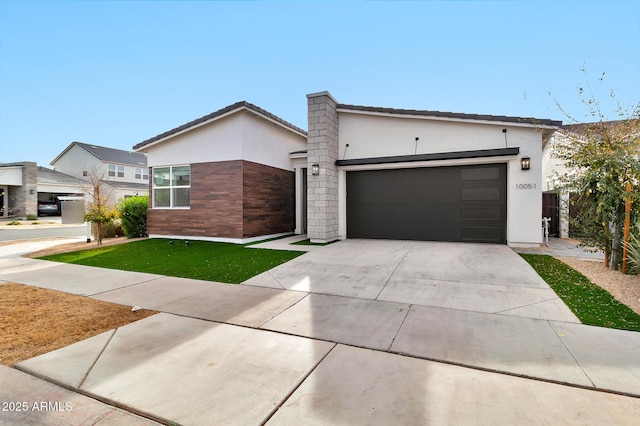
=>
[515,183,537,189]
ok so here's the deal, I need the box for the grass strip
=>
[520,254,640,331]
[39,239,304,284]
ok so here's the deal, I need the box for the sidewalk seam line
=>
[257,293,312,328]
[374,247,412,301]
[77,328,117,390]
[260,343,338,425]
[492,296,562,314]
[268,270,286,290]
[387,303,413,351]
[548,321,597,388]
[88,276,165,297]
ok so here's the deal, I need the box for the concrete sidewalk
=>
[0,365,161,425]
[515,236,605,260]
[1,240,639,424]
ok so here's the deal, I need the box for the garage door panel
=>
[346,164,506,243]
[461,207,502,222]
[461,227,503,243]
[461,188,501,201]
[461,167,501,181]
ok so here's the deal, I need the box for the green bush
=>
[93,219,123,238]
[26,214,37,221]
[118,196,149,238]
[623,232,640,275]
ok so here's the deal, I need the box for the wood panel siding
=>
[242,161,295,238]
[147,160,294,240]
[147,161,244,239]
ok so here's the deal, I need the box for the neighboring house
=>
[542,120,640,238]
[51,142,149,206]
[0,162,85,219]
[135,92,561,247]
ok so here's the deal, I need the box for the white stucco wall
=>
[541,132,571,192]
[142,109,307,171]
[0,167,23,185]
[337,111,547,247]
[37,183,83,194]
[52,145,103,179]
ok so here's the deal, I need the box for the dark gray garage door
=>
[346,164,507,243]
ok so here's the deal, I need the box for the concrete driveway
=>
[243,239,578,322]
[3,238,640,425]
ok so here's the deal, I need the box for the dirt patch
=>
[0,283,156,366]
[557,257,640,315]
[23,237,147,258]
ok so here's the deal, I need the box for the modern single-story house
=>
[135,92,561,247]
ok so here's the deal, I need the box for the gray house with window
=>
[51,142,149,205]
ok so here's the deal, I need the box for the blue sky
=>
[1,1,638,166]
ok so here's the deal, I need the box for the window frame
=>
[152,165,190,209]
[108,164,125,178]
[135,167,149,180]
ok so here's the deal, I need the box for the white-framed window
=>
[152,165,190,208]
[135,167,149,180]
[108,164,125,178]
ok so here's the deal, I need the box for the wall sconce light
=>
[312,163,320,176]
[29,189,35,194]
[521,157,531,171]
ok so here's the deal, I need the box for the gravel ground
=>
[557,257,640,315]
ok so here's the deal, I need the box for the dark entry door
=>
[542,192,560,236]
[346,164,507,243]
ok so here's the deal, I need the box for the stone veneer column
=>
[307,91,339,243]
[13,162,38,218]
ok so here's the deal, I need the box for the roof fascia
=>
[246,108,308,139]
[136,105,307,152]
[50,142,83,166]
[336,108,559,130]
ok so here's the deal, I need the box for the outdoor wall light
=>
[521,157,531,171]
[312,163,320,176]
[29,189,35,194]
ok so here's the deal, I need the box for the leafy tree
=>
[118,195,149,238]
[552,70,640,269]
[82,169,118,245]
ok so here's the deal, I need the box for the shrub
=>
[92,219,123,239]
[623,232,640,275]
[118,196,149,238]
[26,214,37,221]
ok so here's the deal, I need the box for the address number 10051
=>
[515,183,537,189]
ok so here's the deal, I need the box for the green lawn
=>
[38,239,305,284]
[520,254,640,331]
